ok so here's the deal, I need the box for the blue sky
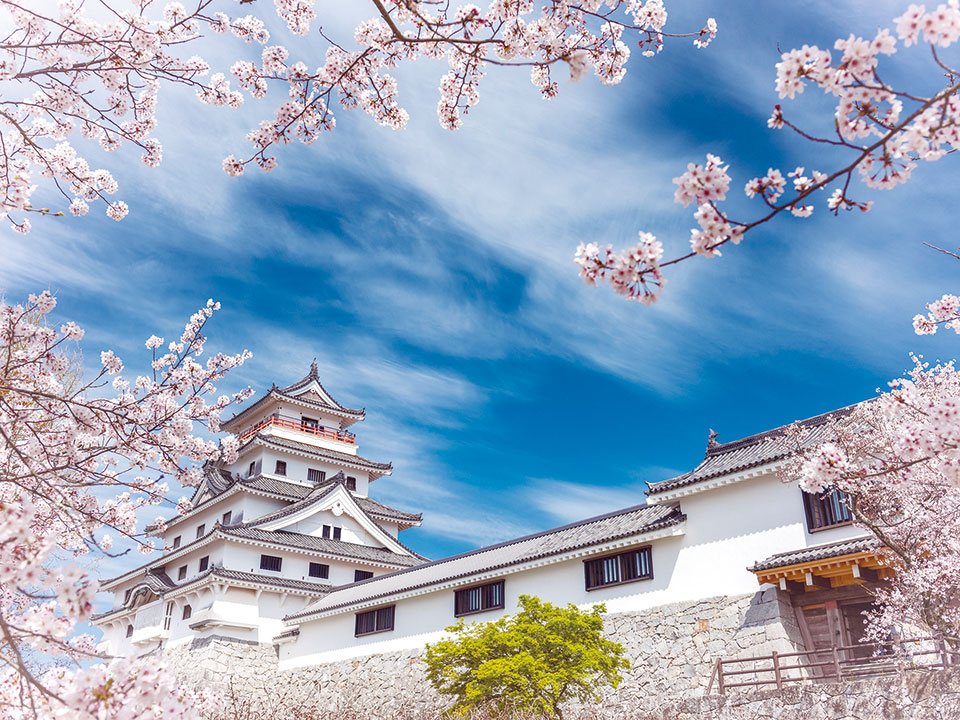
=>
[5,0,960,572]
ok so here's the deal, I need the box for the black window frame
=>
[172,535,181,549]
[182,604,192,620]
[177,565,187,580]
[248,461,256,476]
[308,562,329,579]
[199,556,209,572]
[196,524,205,539]
[454,580,505,617]
[322,525,331,539]
[221,511,232,526]
[354,605,395,636]
[355,569,374,582]
[584,546,654,591]
[333,527,342,541]
[260,554,282,572]
[307,468,326,484]
[346,476,357,491]
[275,460,287,476]
[803,487,854,532]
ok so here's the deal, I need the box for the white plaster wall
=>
[228,446,372,497]
[282,472,870,668]
[663,472,868,602]
[162,494,287,549]
[220,541,391,585]
[282,508,374,546]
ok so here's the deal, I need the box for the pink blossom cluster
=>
[2,1,716,225]
[913,293,960,335]
[0,292,250,717]
[580,4,960,302]
[575,232,665,304]
[786,351,960,640]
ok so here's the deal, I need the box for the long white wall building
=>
[96,373,890,691]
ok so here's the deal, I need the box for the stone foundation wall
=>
[166,590,807,717]
[639,668,960,720]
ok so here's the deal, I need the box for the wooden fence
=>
[706,636,960,695]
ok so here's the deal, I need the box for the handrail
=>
[238,414,356,445]
[710,635,960,694]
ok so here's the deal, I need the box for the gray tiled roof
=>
[243,434,392,477]
[355,496,422,525]
[222,526,423,567]
[647,404,859,496]
[287,503,685,620]
[749,535,879,573]
[222,364,363,431]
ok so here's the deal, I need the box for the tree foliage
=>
[423,594,629,719]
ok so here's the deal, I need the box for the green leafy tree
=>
[423,595,629,719]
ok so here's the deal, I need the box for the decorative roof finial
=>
[707,428,719,448]
[309,358,319,379]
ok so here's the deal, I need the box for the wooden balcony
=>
[238,414,356,445]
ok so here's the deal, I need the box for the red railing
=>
[238,414,356,445]
[706,635,960,695]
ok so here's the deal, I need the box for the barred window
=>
[307,468,326,484]
[309,562,329,579]
[196,524,205,539]
[275,460,287,476]
[355,570,373,582]
[355,605,394,636]
[803,487,854,531]
[346,476,357,491]
[454,580,505,617]
[221,511,232,526]
[584,547,653,590]
[260,554,282,572]
[172,536,181,549]
[199,556,209,572]
[182,604,192,620]
[177,565,187,580]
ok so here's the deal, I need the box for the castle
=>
[94,367,894,709]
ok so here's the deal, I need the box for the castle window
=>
[126,624,133,638]
[260,554,282,572]
[301,417,319,430]
[322,525,331,539]
[199,556,209,572]
[309,562,329,579]
[355,570,373,582]
[355,605,394,636]
[196,524,205,539]
[172,535,181,549]
[346,476,357,491]
[307,468,326,484]
[275,460,287,476]
[163,602,173,631]
[182,604,192,620]
[584,547,653,591]
[221,511,232,526]
[177,565,187,580]
[454,580,505,617]
[803,487,854,532]
[333,527,342,541]
[248,461,256,476]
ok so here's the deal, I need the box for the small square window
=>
[275,460,287,476]
[260,554,282,572]
[177,565,187,580]
[222,511,232,526]
[182,604,192,620]
[322,525,331,539]
[199,556,209,572]
[346,476,357,492]
[355,570,373,582]
[309,562,329,579]
[172,536,181,549]
[333,527,342,541]
[196,524,205,539]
